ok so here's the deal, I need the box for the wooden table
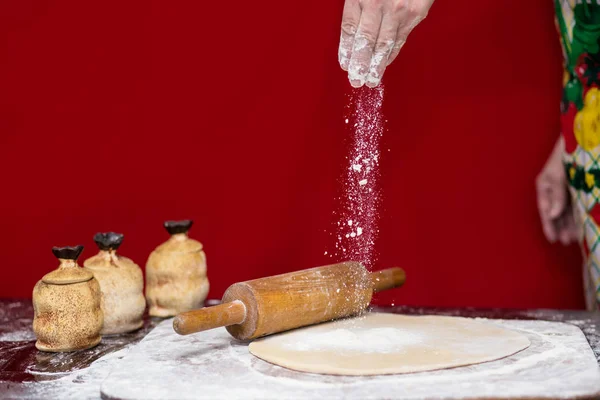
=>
[1,298,599,399]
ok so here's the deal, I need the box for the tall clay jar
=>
[145,220,209,317]
[83,232,146,335]
[32,246,103,352]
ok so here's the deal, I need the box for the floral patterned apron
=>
[555,0,600,310]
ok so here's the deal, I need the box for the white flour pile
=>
[327,86,385,270]
[281,327,422,354]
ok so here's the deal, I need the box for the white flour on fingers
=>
[367,40,394,86]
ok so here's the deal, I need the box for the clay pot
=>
[33,246,103,352]
[145,220,209,317]
[83,232,146,335]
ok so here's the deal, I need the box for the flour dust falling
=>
[327,85,385,271]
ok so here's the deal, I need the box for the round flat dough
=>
[248,313,530,376]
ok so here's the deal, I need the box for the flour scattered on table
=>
[102,318,600,400]
[10,347,132,399]
[0,330,35,341]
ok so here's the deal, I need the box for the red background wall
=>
[0,0,585,309]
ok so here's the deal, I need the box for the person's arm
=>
[338,0,435,88]
[536,136,578,245]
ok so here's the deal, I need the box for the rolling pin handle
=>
[370,267,406,293]
[173,300,247,336]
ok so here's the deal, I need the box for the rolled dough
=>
[248,313,530,376]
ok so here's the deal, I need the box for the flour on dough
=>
[248,313,531,376]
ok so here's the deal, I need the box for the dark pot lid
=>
[164,220,193,235]
[93,232,124,251]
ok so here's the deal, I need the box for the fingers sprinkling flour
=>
[337,0,435,87]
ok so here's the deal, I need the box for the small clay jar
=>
[32,246,103,352]
[83,233,146,335]
[145,220,209,317]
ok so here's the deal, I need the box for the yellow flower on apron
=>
[586,172,596,189]
[574,88,600,151]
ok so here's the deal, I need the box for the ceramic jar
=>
[145,220,209,317]
[32,245,103,352]
[83,232,146,335]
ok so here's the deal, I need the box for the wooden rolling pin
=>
[173,261,405,340]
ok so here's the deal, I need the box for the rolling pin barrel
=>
[173,262,405,340]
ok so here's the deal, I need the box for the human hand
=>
[536,137,579,245]
[338,0,435,88]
